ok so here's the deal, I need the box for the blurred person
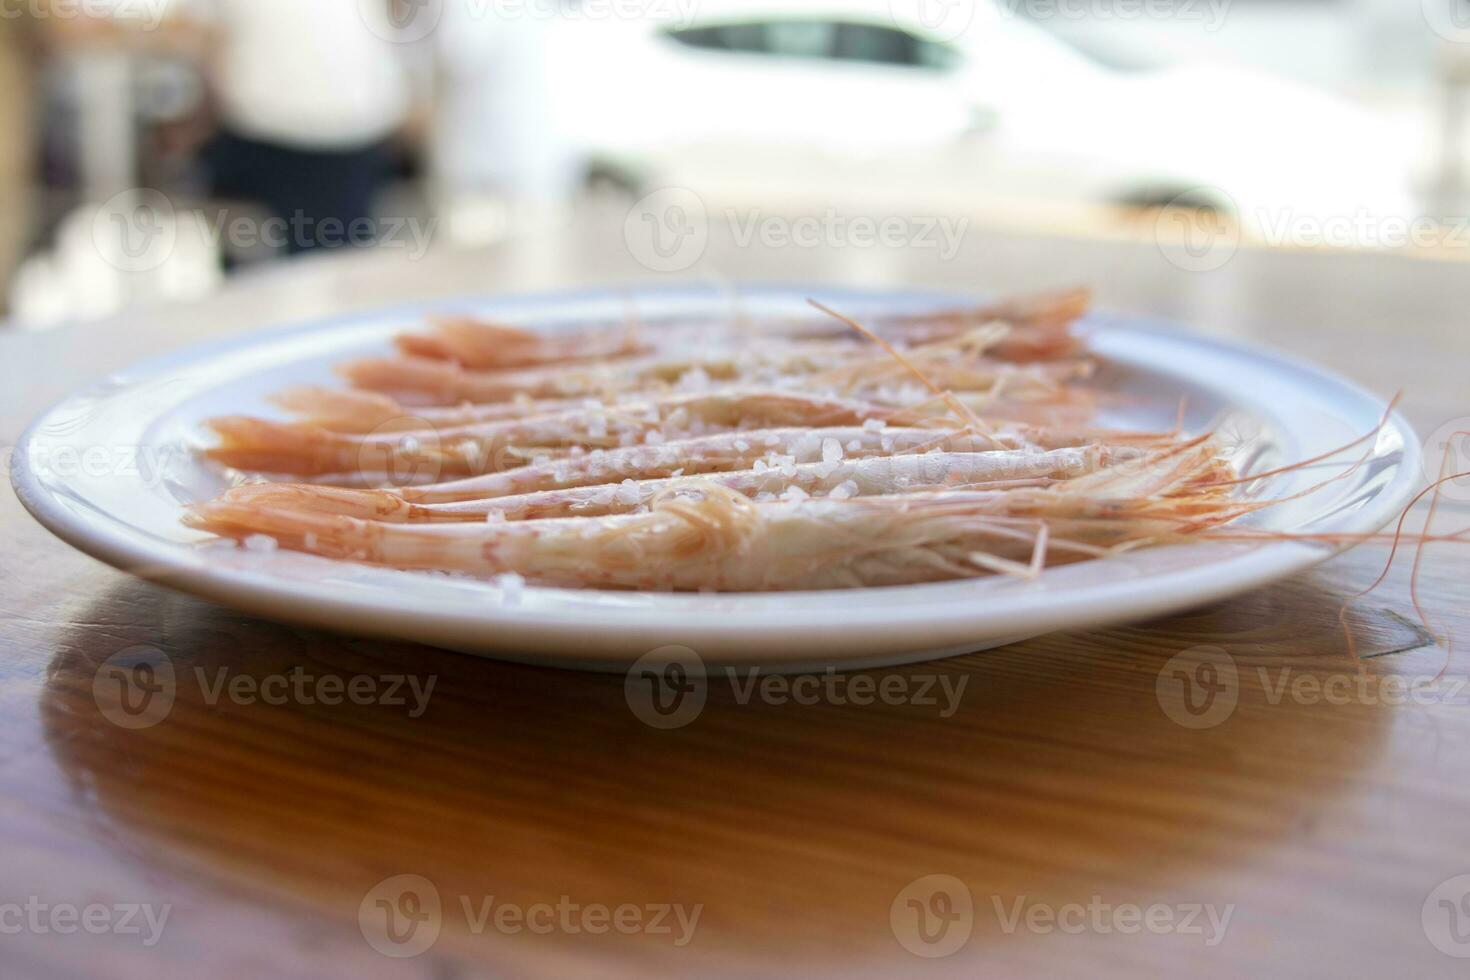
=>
[430,1,582,242]
[190,0,412,253]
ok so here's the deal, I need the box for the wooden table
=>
[3,209,1470,978]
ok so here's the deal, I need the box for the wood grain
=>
[3,215,1470,978]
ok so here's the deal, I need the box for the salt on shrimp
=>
[822,354,1096,396]
[187,440,1227,591]
[204,388,915,477]
[339,341,864,406]
[214,426,1010,510]
[273,385,902,435]
[214,411,1178,509]
[216,447,1131,523]
[342,325,1082,408]
[274,382,1084,438]
[388,425,1026,503]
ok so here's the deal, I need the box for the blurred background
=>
[1,0,1469,329]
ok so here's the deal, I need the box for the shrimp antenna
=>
[1197,392,1403,489]
[807,299,991,434]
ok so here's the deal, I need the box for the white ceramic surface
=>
[11,284,1421,672]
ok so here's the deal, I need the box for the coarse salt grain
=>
[243,534,278,553]
[822,438,842,464]
[863,418,887,431]
[829,480,859,500]
[680,367,712,390]
[495,572,525,604]
[782,485,809,502]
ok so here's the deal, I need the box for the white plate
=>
[12,284,1420,673]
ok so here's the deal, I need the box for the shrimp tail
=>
[187,500,491,571]
[205,417,360,475]
[187,501,372,560]
[220,483,425,521]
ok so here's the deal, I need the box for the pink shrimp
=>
[204,389,932,477]
[216,447,1132,523]
[187,440,1228,591]
[339,341,862,406]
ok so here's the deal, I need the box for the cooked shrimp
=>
[340,341,863,406]
[274,385,900,435]
[205,388,909,477]
[389,426,1023,502]
[188,441,1228,591]
[275,380,1089,437]
[217,447,1131,523]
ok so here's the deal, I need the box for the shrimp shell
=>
[218,447,1127,523]
[340,341,862,406]
[204,389,904,477]
[189,445,1223,592]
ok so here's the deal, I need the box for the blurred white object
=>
[10,195,222,330]
[562,0,1421,227]
[431,3,581,237]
